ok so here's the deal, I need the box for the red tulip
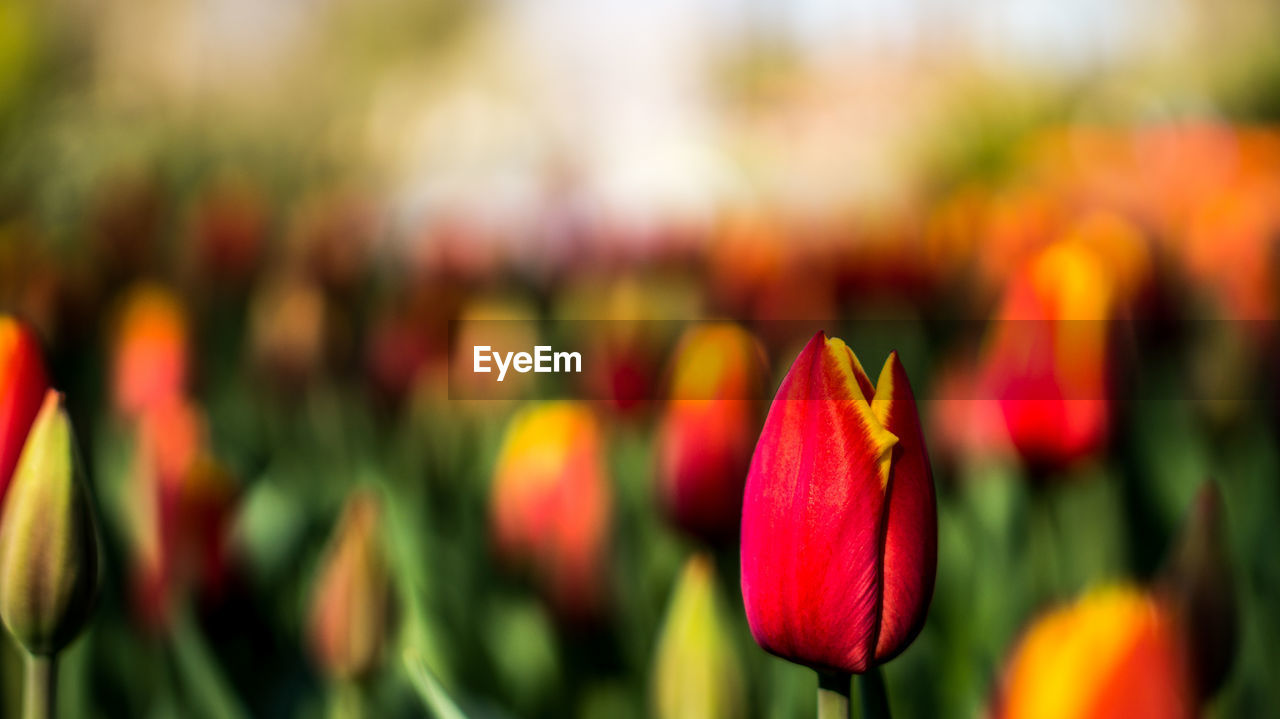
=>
[656,323,765,541]
[740,332,936,675]
[491,402,612,619]
[981,241,1114,474]
[0,317,50,500]
[130,398,238,631]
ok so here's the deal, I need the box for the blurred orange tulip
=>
[307,490,389,681]
[112,284,188,418]
[491,402,612,619]
[995,586,1193,719]
[249,273,328,392]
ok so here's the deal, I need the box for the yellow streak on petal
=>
[824,336,897,490]
[870,353,900,491]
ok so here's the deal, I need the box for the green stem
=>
[23,653,57,719]
[329,680,363,719]
[817,671,851,719]
[857,666,891,719]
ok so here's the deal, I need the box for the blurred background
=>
[0,0,1277,716]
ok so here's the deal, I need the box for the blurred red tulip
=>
[656,323,765,542]
[307,490,388,681]
[112,284,188,418]
[130,398,238,631]
[364,309,435,406]
[491,402,612,619]
[995,586,1193,719]
[188,174,267,284]
[981,241,1115,474]
[0,316,50,500]
[740,332,936,674]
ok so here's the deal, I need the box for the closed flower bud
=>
[491,402,612,619]
[0,391,100,656]
[0,317,50,499]
[307,490,388,681]
[1158,482,1236,702]
[741,332,936,674]
[652,554,744,719]
[656,324,765,542]
[996,586,1193,719]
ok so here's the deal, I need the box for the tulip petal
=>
[0,318,50,499]
[871,352,937,662]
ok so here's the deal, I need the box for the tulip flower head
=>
[996,586,1193,719]
[491,402,612,619]
[129,398,239,631]
[982,241,1115,474]
[112,284,188,418]
[652,554,745,719]
[740,332,936,675]
[0,317,51,500]
[0,391,100,656]
[307,489,389,681]
[657,323,765,542]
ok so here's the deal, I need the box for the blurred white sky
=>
[465,0,1171,220]
[112,0,1191,231]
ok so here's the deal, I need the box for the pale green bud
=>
[652,554,745,719]
[0,390,99,655]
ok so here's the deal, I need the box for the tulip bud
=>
[491,402,611,619]
[996,586,1193,719]
[1157,483,1236,702]
[0,391,100,656]
[652,554,744,719]
[656,324,765,542]
[307,490,388,681]
[741,332,936,674]
[0,317,51,498]
[111,284,188,418]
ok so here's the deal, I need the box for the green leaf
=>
[404,648,467,719]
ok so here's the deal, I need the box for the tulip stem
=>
[857,666,891,719]
[23,653,57,719]
[330,680,363,719]
[817,671,851,719]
